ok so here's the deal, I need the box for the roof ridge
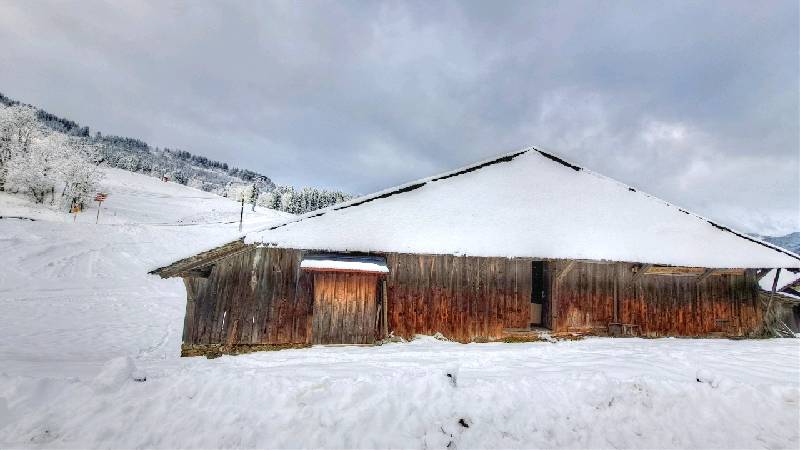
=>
[521,145,800,263]
[245,146,534,236]
[247,145,800,265]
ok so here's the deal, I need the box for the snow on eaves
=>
[245,147,800,269]
[300,254,389,273]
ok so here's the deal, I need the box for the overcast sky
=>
[1,1,797,235]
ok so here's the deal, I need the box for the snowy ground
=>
[1,169,799,449]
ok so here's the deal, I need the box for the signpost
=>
[71,203,81,222]
[94,192,108,224]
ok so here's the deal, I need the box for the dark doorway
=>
[531,261,548,328]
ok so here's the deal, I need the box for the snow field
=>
[1,338,798,449]
[1,167,798,449]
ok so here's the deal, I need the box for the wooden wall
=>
[550,261,762,336]
[384,253,532,342]
[182,247,312,345]
[179,247,764,346]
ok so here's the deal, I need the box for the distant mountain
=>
[760,232,800,255]
[0,91,353,214]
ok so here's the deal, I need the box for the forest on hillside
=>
[0,92,353,214]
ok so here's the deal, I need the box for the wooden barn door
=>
[312,272,379,344]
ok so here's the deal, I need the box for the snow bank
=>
[247,148,800,268]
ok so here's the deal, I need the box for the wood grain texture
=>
[311,272,379,344]
[182,247,311,345]
[551,261,761,336]
[179,247,765,346]
[384,253,532,342]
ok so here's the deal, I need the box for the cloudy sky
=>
[1,1,797,235]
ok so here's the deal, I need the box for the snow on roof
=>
[246,147,800,269]
[300,255,389,273]
[759,269,800,292]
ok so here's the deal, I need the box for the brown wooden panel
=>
[179,247,311,346]
[383,253,531,342]
[311,272,379,344]
[179,247,765,348]
[551,261,761,336]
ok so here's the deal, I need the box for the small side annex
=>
[152,148,800,350]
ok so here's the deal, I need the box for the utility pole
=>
[239,197,244,232]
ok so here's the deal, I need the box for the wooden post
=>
[239,197,244,232]
[771,268,782,294]
[613,276,619,323]
[766,268,782,336]
[381,279,389,338]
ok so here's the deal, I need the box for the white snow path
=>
[0,169,798,449]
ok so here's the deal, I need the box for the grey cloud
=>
[0,0,796,234]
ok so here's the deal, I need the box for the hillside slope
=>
[761,232,800,255]
[1,92,353,214]
[0,168,292,376]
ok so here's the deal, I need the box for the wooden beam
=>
[645,266,705,275]
[696,268,716,283]
[766,268,782,320]
[185,265,213,278]
[381,279,389,339]
[151,239,249,278]
[771,268,782,293]
[756,269,771,281]
[555,260,576,284]
[612,276,619,323]
[629,264,652,285]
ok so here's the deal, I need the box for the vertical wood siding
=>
[550,261,761,336]
[384,253,532,341]
[180,247,764,345]
[311,272,380,344]
[183,247,312,345]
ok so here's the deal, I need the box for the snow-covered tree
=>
[0,105,42,191]
[1,104,103,206]
[250,182,260,211]
[57,139,103,210]
[4,122,63,203]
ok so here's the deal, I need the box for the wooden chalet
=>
[151,147,800,353]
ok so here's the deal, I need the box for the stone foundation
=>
[181,343,310,358]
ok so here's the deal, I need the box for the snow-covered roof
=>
[245,147,800,269]
[300,254,389,274]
